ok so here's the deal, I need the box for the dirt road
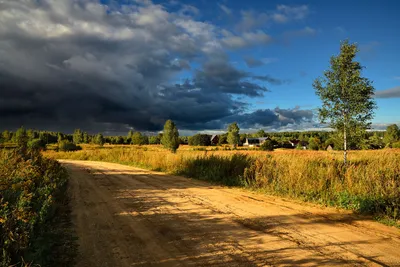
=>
[63,160,400,267]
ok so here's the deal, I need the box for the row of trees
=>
[1,123,399,151]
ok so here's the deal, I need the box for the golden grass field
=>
[44,145,400,223]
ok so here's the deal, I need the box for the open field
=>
[44,145,400,222]
[63,160,400,266]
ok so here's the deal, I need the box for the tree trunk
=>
[343,123,347,165]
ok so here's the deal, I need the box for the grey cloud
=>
[282,27,316,40]
[274,107,314,125]
[162,58,269,97]
[235,10,269,32]
[244,57,277,68]
[177,107,314,131]
[235,5,309,32]
[375,87,400,99]
[244,57,265,68]
[252,75,287,85]
[0,0,312,133]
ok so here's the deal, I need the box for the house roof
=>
[210,135,218,141]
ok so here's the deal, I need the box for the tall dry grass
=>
[44,146,400,221]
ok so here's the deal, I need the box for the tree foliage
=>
[313,40,376,162]
[131,132,148,145]
[227,122,240,148]
[149,135,161,145]
[94,133,105,146]
[308,137,321,150]
[188,134,211,146]
[161,120,180,153]
[73,129,83,144]
[383,124,400,145]
[260,140,274,151]
[58,140,81,151]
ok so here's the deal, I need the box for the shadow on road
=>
[64,162,394,267]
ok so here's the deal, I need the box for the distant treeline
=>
[1,124,400,151]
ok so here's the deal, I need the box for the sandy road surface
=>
[62,160,400,267]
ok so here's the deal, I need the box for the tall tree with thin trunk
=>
[313,40,376,164]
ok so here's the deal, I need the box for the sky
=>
[0,0,399,135]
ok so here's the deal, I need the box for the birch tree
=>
[313,40,376,164]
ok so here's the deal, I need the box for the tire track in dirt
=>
[63,160,400,267]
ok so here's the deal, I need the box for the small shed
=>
[326,144,334,151]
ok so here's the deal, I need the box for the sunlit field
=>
[44,145,400,224]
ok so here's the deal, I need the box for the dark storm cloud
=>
[375,87,400,99]
[0,0,312,133]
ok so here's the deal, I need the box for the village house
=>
[210,135,219,145]
[243,137,270,147]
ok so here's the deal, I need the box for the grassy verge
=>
[44,146,400,227]
[1,149,77,267]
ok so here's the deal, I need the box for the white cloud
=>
[221,30,272,49]
[276,5,309,20]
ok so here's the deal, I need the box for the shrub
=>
[28,138,46,150]
[0,149,69,266]
[259,140,274,151]
[58,140,81,152]
[392,141,400,148]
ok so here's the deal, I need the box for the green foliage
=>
[313,40,376,161]
[57,132,64,143]
[131,132,148,145]
[188,134,211,146]
[227,122,240,147]
[256,130,267,138]
[94,133,105,146]
[0,149,70,266]
[28,138,46,151]
[14,127,28,147]
[383,124,400,145]
[392,141,400,148]
[149,135,161,145]
[161,120,180,153]
[308,137,321,150]
[73,129,83,144]
[368,132,384,149]
[1,130,11,143]
[259,140,274,151]
[58,140,81,152]
[217,133,228,145]
[179,136,188,144]
[82,132,89,144]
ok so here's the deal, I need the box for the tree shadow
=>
[64,162,395,267]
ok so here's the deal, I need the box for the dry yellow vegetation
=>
[44,145,400,223]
